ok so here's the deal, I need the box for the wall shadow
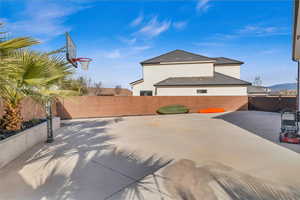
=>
[56,100,72,120]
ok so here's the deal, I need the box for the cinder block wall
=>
[248,96,296,112]
[56,96,248,119]
[0,98,45,121]
[0,98,57,121]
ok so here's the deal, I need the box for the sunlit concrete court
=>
[1,111,300,200]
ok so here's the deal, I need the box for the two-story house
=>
[130,50,251,96]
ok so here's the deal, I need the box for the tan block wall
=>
[0,98,45,121]
[248,96,296,112]
[56,96,248,119]
[0,98,58,121]
[1,96,296,121]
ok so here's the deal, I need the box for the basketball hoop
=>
[71,58,92,71]
[66,33,92,71]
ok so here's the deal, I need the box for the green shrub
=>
[157,104,189,114]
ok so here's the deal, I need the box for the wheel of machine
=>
[279,135,282,143]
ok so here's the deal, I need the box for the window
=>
[197,89,207,94]
[140,90,153,96]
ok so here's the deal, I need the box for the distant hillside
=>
[268,83,297,91]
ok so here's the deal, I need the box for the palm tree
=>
[0,25,40,131]
[0,50,76,131]
[0,24,76,132]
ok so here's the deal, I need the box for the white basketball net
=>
[77,58,92,71]
[79,60,90,71]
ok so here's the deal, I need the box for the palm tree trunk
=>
[2,102,23,131]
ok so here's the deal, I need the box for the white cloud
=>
[173,21,188,30]
[260,49,279,54]
[101,45,151,59]
[136,16,171,38]
[119,37,137,45]
[196,0,211,12]
[132,45,151,51]
[104,49,121,59]
[214,24,289,40]
[194,42,224,47]
[237,25,287,37]
[131,14,143,27]
[4,0,89,40]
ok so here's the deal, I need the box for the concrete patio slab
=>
[213,111,300,153]
[106,112,300,186]
[1,111,300,200]
[0,142,134,200]
[0,118,172,200]
[107,172,173,200]
[91,148,172,181]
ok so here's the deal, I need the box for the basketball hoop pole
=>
[46,100,53,143]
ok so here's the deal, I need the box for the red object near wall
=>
[198,108,225,113]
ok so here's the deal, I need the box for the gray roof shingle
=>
[141,50,214,64]
[141,49,244,65]
[212,57,244,65]
[154,72,251,86]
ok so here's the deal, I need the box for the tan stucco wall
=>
[131,63,244,96]
[156,86,248,96]
[143,63,214,83]
[214,65,241,79]
[132,81,147,96]
[132,62,214,96]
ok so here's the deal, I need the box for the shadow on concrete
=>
[56,100,72,120]
[162,159,300,200]
[0,118,172,200]
[213,111,300,153]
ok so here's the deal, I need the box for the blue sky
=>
[1,0,296,88]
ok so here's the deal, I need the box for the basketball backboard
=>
[66,32,78,67]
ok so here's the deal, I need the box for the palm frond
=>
[46,47,66,55]
[0,37,39,55]
[0,49,76,108]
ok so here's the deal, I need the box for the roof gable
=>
[141,50,214,65]
[141,50,244,66]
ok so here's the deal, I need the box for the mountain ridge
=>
[268,83,296,91]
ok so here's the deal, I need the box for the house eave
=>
[214,62,244,66]
[141,60,216,66]
[154,83,251,87]
[130,79,144,86]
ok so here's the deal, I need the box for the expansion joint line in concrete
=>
[90,159,172,200]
